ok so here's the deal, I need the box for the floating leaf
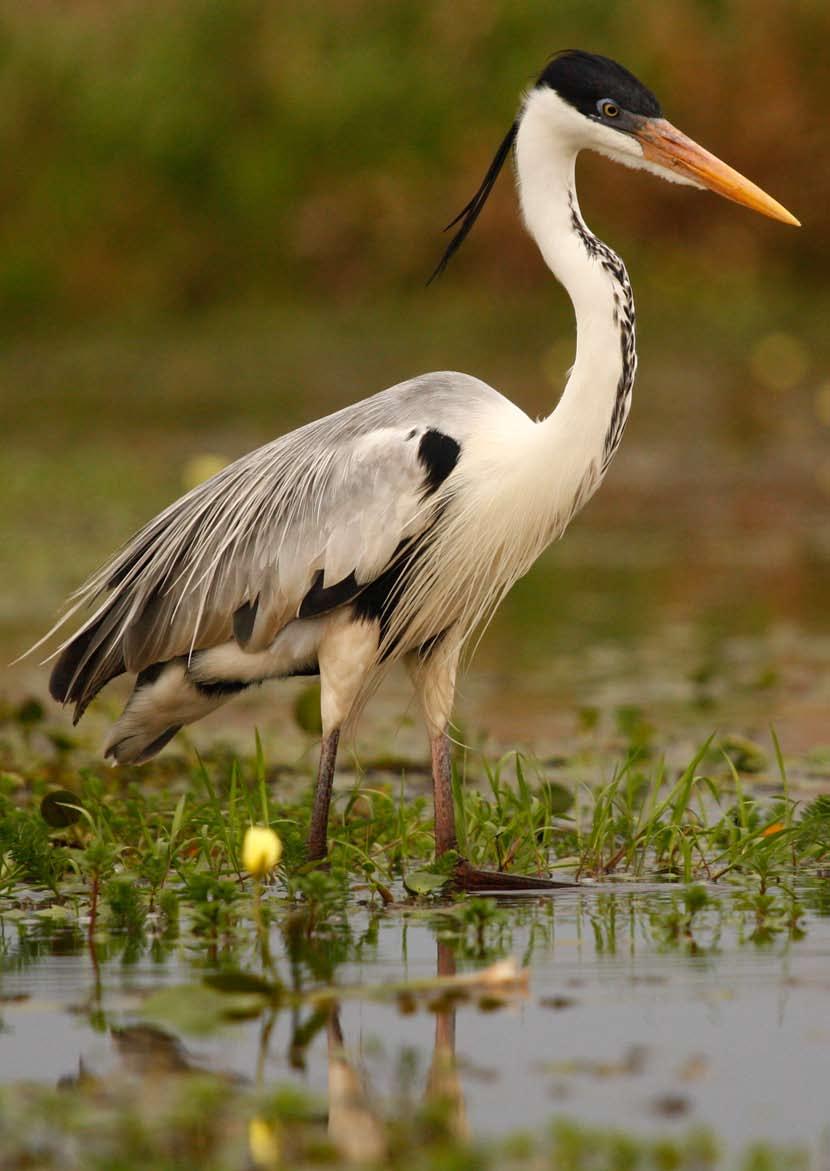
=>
[40,790,83,828]
[403,869,449,896]
[720,735,767,774]
[304,956,529,1007]
[541,781,574,816]
[205,969,280,998]
[141,983,268,1034]
[34,904,71,921]
[474,957,529,991]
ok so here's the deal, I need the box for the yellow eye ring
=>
[600,100,620,118]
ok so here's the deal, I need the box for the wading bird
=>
[40,51,797,889]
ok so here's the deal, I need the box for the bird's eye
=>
[598,100,620,119]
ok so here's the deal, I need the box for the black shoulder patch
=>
[299,568,361,620]
[418,429,461,496]
[233,598,259,646]
[351,537,450,661]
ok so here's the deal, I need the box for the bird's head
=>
[430,49,798,281]
[535,50,799,224]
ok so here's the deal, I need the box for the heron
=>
[39,50,797,889]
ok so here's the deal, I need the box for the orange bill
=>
[634,117,800,226]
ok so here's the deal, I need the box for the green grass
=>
[2,693,826,934]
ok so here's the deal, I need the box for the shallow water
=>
[2,884,829,1155]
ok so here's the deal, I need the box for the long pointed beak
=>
[634,117,800,227]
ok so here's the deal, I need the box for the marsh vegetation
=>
[2,701,830,1168]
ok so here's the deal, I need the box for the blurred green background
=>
[3,0,829,754]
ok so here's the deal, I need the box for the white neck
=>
[515,88,636,507]
[389,90,642,658]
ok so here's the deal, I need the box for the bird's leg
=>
[431,728,458,857]
[307,728,341,862]
[306,613,379,863]
[432,723,571,890]
[410,643,576,893]
[407,640,462,859]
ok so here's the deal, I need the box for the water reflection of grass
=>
[0,877,819,1171]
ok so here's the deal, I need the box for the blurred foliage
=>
[4,0,829,690]
[0,0,823,325]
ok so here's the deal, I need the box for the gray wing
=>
[46,371,509,719]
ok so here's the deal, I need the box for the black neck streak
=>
[567,193,636,471]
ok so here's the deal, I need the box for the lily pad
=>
[140,983,269,1035]
[40,790,83,828]
[403,870,449,896]
[205,969,280,998]
[720,735,768,774]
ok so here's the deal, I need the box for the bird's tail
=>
[102,636,305,764]
[104,659,240,764]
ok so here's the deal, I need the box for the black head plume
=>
[427,51,661,284]
[427,120,518,284]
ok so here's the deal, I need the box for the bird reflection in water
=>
[423,942,470,1142]
[325,941,470,1162]
[56,938,520,1162]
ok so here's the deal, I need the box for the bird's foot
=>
[452,858,576,892]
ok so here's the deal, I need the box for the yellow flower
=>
[249,1116,281,1167]
[243,825,283,877]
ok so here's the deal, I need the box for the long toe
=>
[453,859,577,893]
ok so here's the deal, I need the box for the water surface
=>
[2,884,828,1155]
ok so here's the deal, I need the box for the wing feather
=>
[42,371,503,718]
